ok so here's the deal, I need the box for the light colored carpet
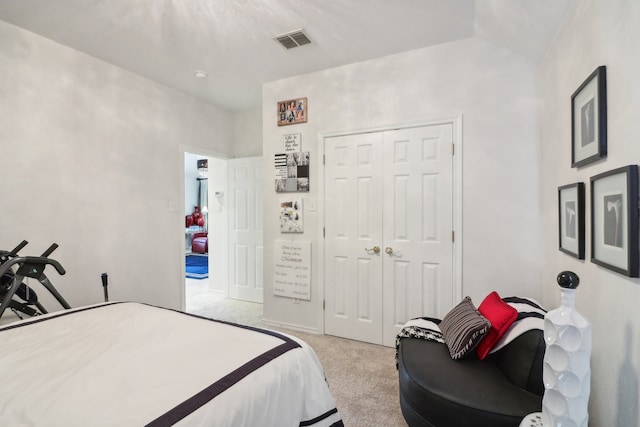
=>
[185,279,407,427]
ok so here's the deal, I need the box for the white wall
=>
[0,21,233,310]
[207,156,228,294]
[262,37,542,332]
[538,1,640,424]
[231,108,262,158]
[184,152,201,215]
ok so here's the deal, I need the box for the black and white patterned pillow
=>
[440,296,491,360]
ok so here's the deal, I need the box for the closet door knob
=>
[385,247,394,254]
[365,246,380,254]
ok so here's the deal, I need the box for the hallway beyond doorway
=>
[185,278,263,326]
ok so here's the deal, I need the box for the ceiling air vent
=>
[274,30,311,49]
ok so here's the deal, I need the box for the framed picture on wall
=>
[590,165,639,277]
[279,199,303,233]
[277,97,307,126]
[558,182,585,259]
[275,151,310,192]
[571,66,607,168]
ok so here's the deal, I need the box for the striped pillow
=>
[440,296,491,360]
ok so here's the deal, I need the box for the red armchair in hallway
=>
[191,232,208,254]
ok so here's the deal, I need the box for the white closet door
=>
[324,132,384,344]
[228,157,264,303]
[381,124,454,346]
[324,124,454,346]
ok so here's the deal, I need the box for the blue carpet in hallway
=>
[186,255,208,279]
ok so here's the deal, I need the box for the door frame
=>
[317,116,464,335]
[179,145,230,311]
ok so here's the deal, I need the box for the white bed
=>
[0,302,343,426]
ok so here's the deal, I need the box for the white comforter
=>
[0,302,343,427]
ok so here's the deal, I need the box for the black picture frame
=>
[558,182,585,259]
[590,165,639,277]
[571,66,607,168]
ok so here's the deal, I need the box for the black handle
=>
[0,240,29,263]
[40,243,59,258]
[101,273,109,302]
[18,257,66,276]
[10,240,29,256]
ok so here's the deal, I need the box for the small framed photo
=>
[558,182,585,259]
[279,199,303,233]
[590,165,639,277]
[277,97,307,126]
[571,66,607,168]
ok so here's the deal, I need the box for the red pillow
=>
[475,291,518,360]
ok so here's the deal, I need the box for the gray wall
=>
[0,20,233,309]
[539,1,640,424]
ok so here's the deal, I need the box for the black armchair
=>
[398,329,545,427]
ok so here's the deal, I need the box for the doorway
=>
[323,121,461,347]
[182,151,264,316]
[183,152,227,314]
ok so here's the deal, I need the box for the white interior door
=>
[324,123,454,346]
[324,132,384,344]
[381,125,454,346]
[228,157,264,303]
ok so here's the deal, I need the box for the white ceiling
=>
[0,0,575,112]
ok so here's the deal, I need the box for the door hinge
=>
[451,143,455,156]
[452,230,455,242]
[323,300,325,310]
[323,154,326,165]
[323,227,325,238]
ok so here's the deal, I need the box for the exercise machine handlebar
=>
[40,243,59,258]
[0,256,66,279]
[10,240,29,256]
[0,240,29,262]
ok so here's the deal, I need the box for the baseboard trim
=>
[260,318,321,335]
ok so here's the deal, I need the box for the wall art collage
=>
[560,66,639,277]
[275,99,308,235]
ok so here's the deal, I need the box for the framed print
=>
[283,133,301,152]
[571,66,607,168]
[275,151,310,192]
[558,182,585,259]
[279,198,303,233]
[590,165,639,277]
[278,97,307,126]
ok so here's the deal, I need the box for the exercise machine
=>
[0,241,70,320]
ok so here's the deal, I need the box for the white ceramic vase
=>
[542,271,591,427]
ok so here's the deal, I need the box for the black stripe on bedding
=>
[299,407,340,426]
[146,340,301,427]
[0,301,122,332]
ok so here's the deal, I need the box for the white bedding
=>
[0,302,343,426]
